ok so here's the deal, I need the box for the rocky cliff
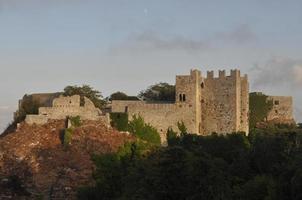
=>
[0,120,132,199]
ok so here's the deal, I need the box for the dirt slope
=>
[0,120,133,199]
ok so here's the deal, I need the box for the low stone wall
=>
[25,95,110,127]
[25,115,48,125]
[112,100,196,142]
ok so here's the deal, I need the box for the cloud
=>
[250,57,302,122]
[109,30,210,55]
[109,24,257,55]
[251,57,302,89]
[215,24,257,44]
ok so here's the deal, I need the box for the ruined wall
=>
[267,96,294,124]
[25,115,48,125]
[25,95,109,125]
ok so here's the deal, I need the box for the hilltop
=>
[0,120,133,199]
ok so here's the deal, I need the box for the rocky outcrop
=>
[0,120,133,199]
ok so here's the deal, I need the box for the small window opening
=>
[125,106,128,113]
[275,100,280,105]
[179,94,183,102]
[201,82,204,88]
[183,94,186,102]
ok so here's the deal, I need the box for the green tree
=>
[166,128,178,146]
[63,85,105,109]
[15,95,40,122]
[177,121,188,137]
[128,115,161,146]
[138,82,175,101]
[110,113,129,131]
[109,91,139,101]
[249,92,273,129]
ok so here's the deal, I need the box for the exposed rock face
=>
[0,120,133,199]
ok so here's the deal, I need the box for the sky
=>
[0,0,302,131]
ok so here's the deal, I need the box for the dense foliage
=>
[63,85,106,109]
[109,92,139,101]
[138,82,175,102]
[128,115,161,146]
[249,92,273,129]
[110,113,129,131]
[78,126,302,200]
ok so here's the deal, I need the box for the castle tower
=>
[202,69,249,135]
[175,69,202,133]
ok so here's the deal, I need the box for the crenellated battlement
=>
[205,69,247,80]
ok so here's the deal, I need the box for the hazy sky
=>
[0,0,302,131]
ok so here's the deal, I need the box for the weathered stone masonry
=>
[112,69,250,140]
[25,95,110,125]
[267,96,294,124]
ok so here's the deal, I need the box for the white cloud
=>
[251,57,302,89]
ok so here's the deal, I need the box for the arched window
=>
[183,94,186,102]
[179,94,183,102]
[201,82,204,88]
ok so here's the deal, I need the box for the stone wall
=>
[111,69,250,142]
[267,96,295,124]
[25,115,48,125]
[25,95,110,125]
[112,100,196,141]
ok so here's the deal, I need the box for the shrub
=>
[110,113,129,131]
[177,121,188,137]
[70,116,81,127]
[128,115,161,145]
[63,128,73,147]
[166,128,178,146]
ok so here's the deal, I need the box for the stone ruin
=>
[25,95,110,125]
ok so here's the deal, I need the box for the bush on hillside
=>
[110,113,129,131]
[128,115,161,146]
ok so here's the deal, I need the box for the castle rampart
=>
[112,69,250,142]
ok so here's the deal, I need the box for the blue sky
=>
[0,0,302,130]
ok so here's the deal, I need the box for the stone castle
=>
[112,69,249,139]
[21,69,294,142]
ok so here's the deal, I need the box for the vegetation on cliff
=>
[0,120,133,199]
